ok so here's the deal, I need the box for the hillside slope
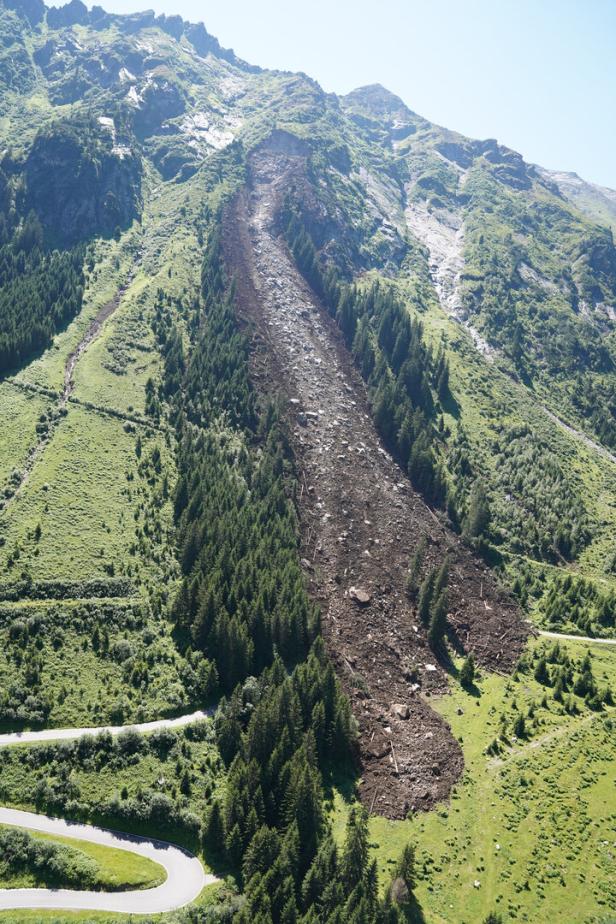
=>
[0,1,615,921]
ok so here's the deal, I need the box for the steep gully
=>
[223,136,528,819]
[404,174,495,360]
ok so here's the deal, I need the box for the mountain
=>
[539,166,616,233]
[0,2,615,922]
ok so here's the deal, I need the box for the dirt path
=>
[0,274,134,514]
[538,629,616,647]
[223,133,527,818]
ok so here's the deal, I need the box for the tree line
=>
[284,208,450,509]
[0,203,84,374]
[158,217,418,922]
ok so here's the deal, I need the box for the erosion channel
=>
[223,135,528,819]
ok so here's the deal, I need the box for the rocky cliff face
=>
[24,117,141,245]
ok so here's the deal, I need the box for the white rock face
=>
[127,85,141,106]
[97,116,131,160]
[406,200,465,316]
[118,66,136,83]
[405,193,496,360]
[354,165,407,240]
[517,261,562,295]
[179,111,235,152]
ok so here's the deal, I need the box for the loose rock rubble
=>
[223,133,527,819]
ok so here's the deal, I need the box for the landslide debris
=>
[223,134,528,819]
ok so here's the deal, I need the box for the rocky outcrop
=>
[436,137,535,189]
[46,0,88,29]
[24,118,141,245]
[132,72,186,137]
[4,0,45,25]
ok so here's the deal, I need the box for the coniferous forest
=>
[0,1,615,922]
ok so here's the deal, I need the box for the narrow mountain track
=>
[5,376,167,433]
[538,629,616,647]
[222,132,528,818]
[0,710,216,914]
[487,712,598,770]
[541,406,616,467]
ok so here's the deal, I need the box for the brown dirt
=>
[222,134,529,819]
[62,285,128,405]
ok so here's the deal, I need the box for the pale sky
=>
[85,0,616,189]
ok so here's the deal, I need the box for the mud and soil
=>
[222,136,527,818]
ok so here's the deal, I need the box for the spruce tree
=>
[395,843,416,892]
[534,656,550,686]
[460,653,475,689]
[428,590,448,651]
[405,538,426,601]
[465,480,491,539]
[417,570,435,624]
[204,799,225,854]
[341,808,369,895]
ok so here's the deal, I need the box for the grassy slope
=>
[0,146,209,732]
[331,636,616,924]
[0,603,195,728]
[0,384,47,494]
[0,734,223,849]
[397,274,616,612]
[0,823,165,891]
[0,406,155,581]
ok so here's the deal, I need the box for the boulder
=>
[349,586,371,605]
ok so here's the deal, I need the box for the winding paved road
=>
[0,808,212,914]
[0,710,217,914]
